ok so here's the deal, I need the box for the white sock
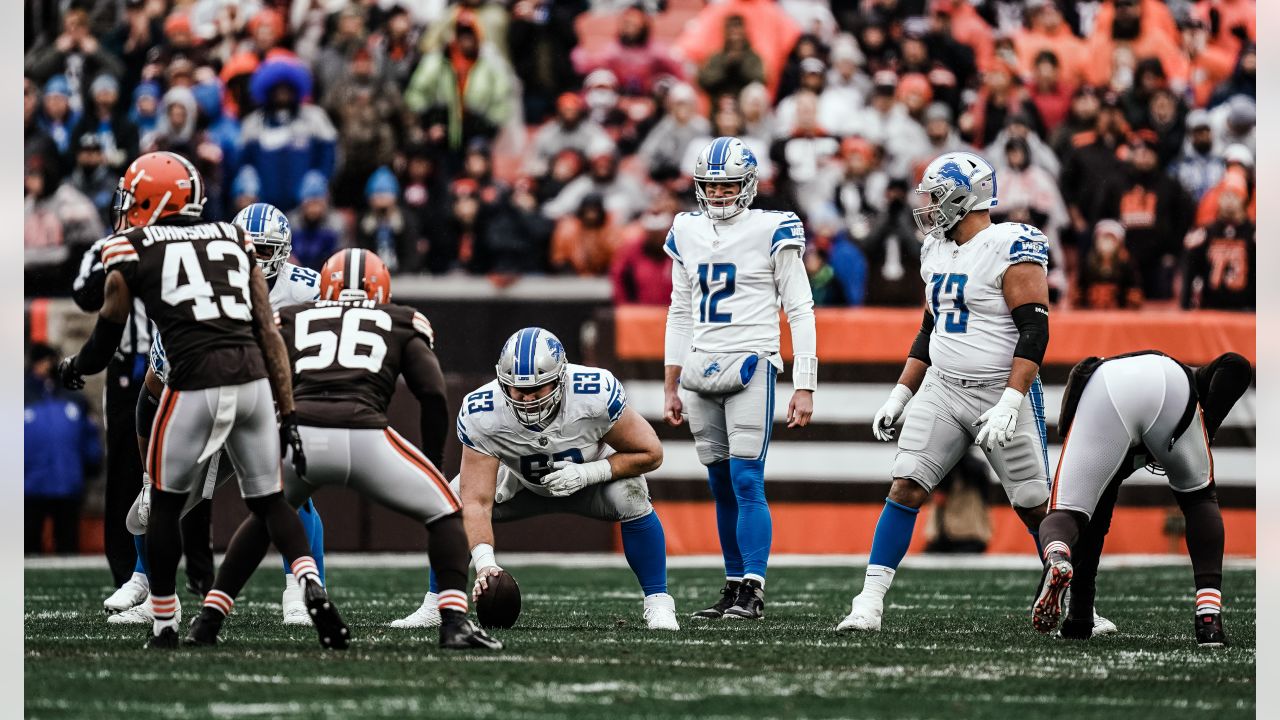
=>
[1196,588,1223,616]
[743,573,765,588]
[861,565,896,600]
[725,576,743,584]
[130,571,149,587]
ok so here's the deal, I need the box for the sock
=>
[428,568,440,594]
[1029,529,1043,557]
[729,458,771,579]
[1196,588,1223,616]
[437,589,467,614]
[203,589,234,618]
[145,489,188,599]
[280,501,326,583]
[862,565,896,599]
[290,556,321,587]
[133,535,148,576]
[426,513,469,594]
[867,498,919,570]
[209,513,272,600]
[621,511,669,595]
[1037,510,1085,561]
[150,593,178,634]
[1174,486,1225,591]
[1043,540,1072,560]
[130,571,149,588]
[705,460,744,578]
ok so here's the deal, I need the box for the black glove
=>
[57,356,85,390]
[280,411,307,477]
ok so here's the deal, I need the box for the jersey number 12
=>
[697,262,736,323]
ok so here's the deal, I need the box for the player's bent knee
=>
[888,477,929,508]
[1009,480,1050,510]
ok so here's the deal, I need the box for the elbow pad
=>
[1011,303,1050,365]
[908,309,935,364]
[73,316,127,376]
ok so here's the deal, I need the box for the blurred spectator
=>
[1182,173,1254,311]
[1050,85,1099,159]
[528,93,612,178]
[1145,87,1186,166]
[582,70,650,155]
[908,103,976,182]
[778,0,838,43]
[374,5,424,89]
[509,0,585,124]
[104,0,163,99]
[991,137,1069,246]
[1016,1,1088,87]
[678,0,801,96]
[1208,43,1255,109]
[1178,9,1234,109]
[638,83,709,180]
[965,59,1045,149]
[1195,145,1254,227]
[934,0,993,77]
[1118,58,1168,130]
[697,15,767,102]
[420,1,512,64]
[537,149,587,205]
[39,75,80,161]
[193,79,242,218]
[1170,110,1224,202]
[1203,0,1256,59]
[288,171,347,272]
[854,72,927,179]
[900,20,965,114]
[313,6,371,97]
[324,46,407,211]
[1208,95,1254,158]
[129,80,161,137]
[545,142,648,221]
[807,206,863,307]
[551,193,624,276]
[1060,93,1128,250]
[356,167,420,273]
[24,7,125,113]
[142,85,228,216]
[571,5,684,98]
[72,74,138,170]
[1077,219,1143,309]
[1025,51,1074,136]
[460,178,553,275]
[776,34,824,104]
[229,165,262,215]
[854,17,898,75]
[240,58,337,211]
[896,73,935,125]
[219,52,262,119]
[771,90,841,214]
[67,134,117,228]
[25,343,101,555]
[739,82,776,140]
[24,77,58,173]
[611,202,675,305]
[858,178,924,307]
[1083,0,1187,90]
[405,10,515,153]
[777,58,859,137]
[987,113,1059,178]
[823,36,868,113]
[25,154,103,261]
[815,136,889,241]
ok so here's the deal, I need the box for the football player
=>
[838,151,1110,634]
[662,136,817,621]
[1033,351,1251,646]
[57,151,340,649]
[393,327,678,631]
[185,249,499,650]
[105,202,328,627]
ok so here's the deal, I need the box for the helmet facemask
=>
[912,181,968,236]
[695,170,757,220]
[494,328,568,429]
[251,232,291,279]
[498,370,565,428]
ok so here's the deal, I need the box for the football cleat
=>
[145,626,179,650]
[108,598,181,625]
[439,609,503,650]
[643,593,680,631]
[691,581,741,620]
[722,579,764,620]
[184,607,225,647]
[1032,552,1073,634]
[304,580,349,650]
[104,574,149,614]
[1196,613,1227,648]
[390,592,441,629]
[1092,611,1118,636]
[836,592,883,632]
[282,584,312,626]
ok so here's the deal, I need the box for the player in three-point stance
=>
[838,151,1112,634]
[57,151,340,649]
[663,136,817,621]
[393,327,679,631]
[1034,350,1251,646]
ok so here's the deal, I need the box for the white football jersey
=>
[920,222,1049,381]
[150,262,320,383]
[457,363,628,501]
[664,209,805,362]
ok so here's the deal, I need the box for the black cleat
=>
[722,579,764,620]
[691,581,742,620]
[439,609,503,650]
[1196,613,1227,648]
[145,626,179,650]
[1032,552,1072,634]
[304,580,350,650]
[184,607,224,647]
[1058,615,1094,640]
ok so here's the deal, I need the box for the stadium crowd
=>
[24,0,1255,311]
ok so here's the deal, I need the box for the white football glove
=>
[871,384,914,441]
[974,387,1024,451]
[541,459,612,497]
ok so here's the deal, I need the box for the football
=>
[475,570,522,629]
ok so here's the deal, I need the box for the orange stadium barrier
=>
[615,307,1257,365]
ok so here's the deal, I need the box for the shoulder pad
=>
[770,212,805,255]
[100,235,139,268]
[1006,224,1049,266]
[411,311,435,349]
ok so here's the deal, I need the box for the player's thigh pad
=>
[891,372,972,491]
[222,378,284,498]
[1047,377,1134,517]
[982,382,1051,509]
[348,428,461,524]
[725,362,776,461]
[148,386,217,496]
[682,388,730,465]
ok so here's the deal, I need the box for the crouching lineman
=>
[838,151,1112,634]
[663,136,817,622]
[1034,351,1251,646]
[185,249,499,650]
[57,151,335,649]
[394,327,679,631]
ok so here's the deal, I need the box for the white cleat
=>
[104,573,150,614]
[107,597,181,625]
[643,593,680,631]
[836,593,884,632]
[390,592,441,628]
[1093,611,1118,636]
[282,583,312,626]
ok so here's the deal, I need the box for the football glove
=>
[871,384,913,441]
[279,411,307,476]
[57,355,85,390]
[974,387,1024,451]
[541,459,612,497]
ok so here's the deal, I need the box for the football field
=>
[25,557,1255,719]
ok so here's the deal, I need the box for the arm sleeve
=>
[664,259,694,367]
[774,248,816,357]
[401,337,449,468]
[71,238,109,312]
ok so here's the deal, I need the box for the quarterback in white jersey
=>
[837,152,1114,636]
[662,136,817,622]
[451,327,679,630]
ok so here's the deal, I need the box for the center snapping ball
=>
[476,570,522,629]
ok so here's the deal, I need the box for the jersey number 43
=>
[161,241,252,321]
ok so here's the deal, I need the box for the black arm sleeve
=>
[401,336,449,468]
[908,308,934,364]
[1010,303,1050,365]
[136,383,161,439]
[72,315,127,376]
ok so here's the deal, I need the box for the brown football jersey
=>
[276,299,436,428]
[101,220,267,390]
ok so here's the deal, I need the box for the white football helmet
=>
[912,151,998,237]
[233,202,292,278]
[495,327,568,428]
[693,136,758,220]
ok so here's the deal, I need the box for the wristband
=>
[471,543,497,571]
[793,354,818,392]
[889,383,914,406]
[581,459,613,486]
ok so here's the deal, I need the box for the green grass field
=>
[25,561,1254,719]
